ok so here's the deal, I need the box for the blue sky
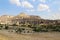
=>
[0,0,60,20]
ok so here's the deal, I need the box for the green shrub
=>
[15,28,22,33]
[5,26,9,30]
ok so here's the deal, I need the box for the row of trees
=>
[33,24,60,32]
[0,23,60,32]
[0,24,9,30]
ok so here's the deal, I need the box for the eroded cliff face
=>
[0,13,60,25]
[0,13,41,24]
[0,15,14,24]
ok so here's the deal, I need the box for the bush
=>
[33,25,60,32]
[0,26,3,30]
[33,27,43,32]
[5,26,9,30]
[15,28,22,33]
[12,24,18,26]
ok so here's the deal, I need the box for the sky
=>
[0,0,60,20]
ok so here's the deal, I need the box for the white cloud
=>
[10,0,21,6]
[22,1,33,8]
[43,13,60,20]
[10,0,33,8]
[37,4,50,11]
[52,13,60,20]
[39,0,46,3]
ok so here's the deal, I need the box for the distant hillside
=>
[0,15,14,24]
[0,12,60,25]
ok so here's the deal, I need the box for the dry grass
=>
[0,34,10,40]
[0,30,60,40]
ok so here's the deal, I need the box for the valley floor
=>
[0,30,60,40]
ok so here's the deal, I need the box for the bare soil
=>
[0,30,60,40]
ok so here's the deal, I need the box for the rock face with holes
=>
[0,12,41,25]
[0,15,14,24]
[0,12,60,25]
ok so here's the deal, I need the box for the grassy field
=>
[0,30,60,40]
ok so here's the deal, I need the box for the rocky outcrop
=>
[0,15,14,24]
[0,12,60,25]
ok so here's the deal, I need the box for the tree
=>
[12,24,18,26]
[0,24,3,30]
[15,28,22,33]
[5,24,9,30]
[21,24,26,27]
[33,27,41,32]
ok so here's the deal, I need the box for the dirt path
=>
[0,30,60,40]
[0,33,10,40]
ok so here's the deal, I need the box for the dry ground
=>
[0,30,60,40]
